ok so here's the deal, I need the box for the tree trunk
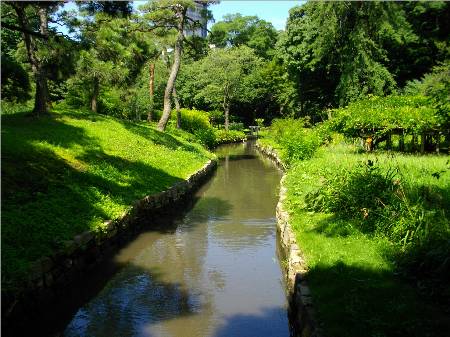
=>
[386,132,392,150]
[399,132,405,152]
[173,86,181,129]
[420,132,426,154]
[147,62,155,122]
[157,7,186,132]
[91,78,99,113]
[224,101,230,131]
[14,4,49,116]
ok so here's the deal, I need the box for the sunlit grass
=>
[2,107,215,289]
[259,130,450,336]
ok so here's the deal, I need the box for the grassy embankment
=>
[259,125,450,337]
[2,104,215,290]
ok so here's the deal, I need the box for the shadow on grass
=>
[305,261,450,337]
[1,115,188,289]
[119,119,203,155]
[311,214,358,238]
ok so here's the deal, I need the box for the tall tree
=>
[67,9,151,114]
[2,2,62,116]
[140,0,213,131]
[278,1,416,114]
[208,14,278,59]
[185,46,261,130]
[140,0,192,131]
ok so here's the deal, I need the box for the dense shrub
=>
[330,95,441,137]
[215,129,246,144]
[194,127,217,148]
[0,100,33,115]
[208,110,224,126]
[304,159,450,280]
[271,118,330,165]
[174,108,210,134]
[169,109,246,148]
[228,122,244,131]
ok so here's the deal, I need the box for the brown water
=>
[64,142,288,337]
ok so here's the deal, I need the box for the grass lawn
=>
[260,134,450,337]
[1,106,214,290]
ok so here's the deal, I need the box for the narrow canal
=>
[64,142,288,337]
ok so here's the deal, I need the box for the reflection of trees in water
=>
[64,266,202,337]
[64,142,284,337]
[206,149,282,248]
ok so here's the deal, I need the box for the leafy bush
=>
[304,158,450,280]
[194,127,217,148]
[228,122,244,131]
[215,129,246,144]
[330,95,441,137]
[404,61,450,129]
[270,118,330,165]
[0,100,33,115]
[174,108,211,134]
[208,110,224,126]
[255,118,265,127]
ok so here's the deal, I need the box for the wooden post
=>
[420,132,426,154]
[411,134,416,152]
[436,132,440,154]
[386,132,392,151]
[399,131,405,152]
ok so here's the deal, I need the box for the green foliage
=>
[279,140,450,337]
[214,129,246,145]
[278,1,417,112]
[330,95,442,136]
[178,46,262,121]
[228,122,244,131]
[302,151,450,281]
[404,61,450,127]
[1,106,214,289]
[0,55,31,102]
[207,110,224,126]
[270,118,330,165]
[208,13,278,59]
[174,108,210,134]
[0,100,33,115]
[166,108,246,148]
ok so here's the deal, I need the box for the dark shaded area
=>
[305,262,450,337]
[213,307,289,337]
[219,154,258,161]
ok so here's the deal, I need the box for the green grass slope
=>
[2,107,214,289]
[259,131,450,337]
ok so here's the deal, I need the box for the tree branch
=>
[1,22,48,39]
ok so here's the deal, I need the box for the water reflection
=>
[64,142,288,337]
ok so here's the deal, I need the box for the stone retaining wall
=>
[255,143,322,337]
[3,159,217,333]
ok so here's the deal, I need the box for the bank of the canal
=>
[255,143,321,337]
[58,142,289,337]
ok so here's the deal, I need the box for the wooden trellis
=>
[357,128,450,153]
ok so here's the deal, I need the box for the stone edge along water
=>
[255,143,323,337]
[3,159,218,328]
